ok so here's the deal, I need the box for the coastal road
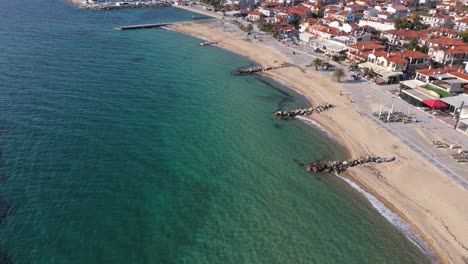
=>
[206,19,468,190]
[256,29,468,190]
[344,81,468,190]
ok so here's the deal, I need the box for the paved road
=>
[208,19,468,190]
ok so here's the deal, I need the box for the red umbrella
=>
[422,99,448,109]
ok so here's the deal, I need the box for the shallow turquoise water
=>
[0,0,431,263]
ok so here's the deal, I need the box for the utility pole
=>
[454,101,464,130]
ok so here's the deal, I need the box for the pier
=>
[118,16,215,30]
[119,23,170,30]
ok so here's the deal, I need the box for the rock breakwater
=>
[233,64,287,75]
[306,156,395,174]
[274,104,334,119]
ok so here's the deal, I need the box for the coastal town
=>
[71,0,468,132]
[66,0,468,262]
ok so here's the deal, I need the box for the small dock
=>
[119,23,170,30]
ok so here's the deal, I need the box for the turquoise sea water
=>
[0,0,431,263]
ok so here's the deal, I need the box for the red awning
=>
[422,99,448,109]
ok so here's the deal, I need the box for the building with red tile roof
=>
[420,13,455,28]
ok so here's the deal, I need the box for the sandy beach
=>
[169,20,468,264]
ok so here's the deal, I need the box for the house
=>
[344,4,365,13]
[377,11,394,21]
[454,17,468,32]
[325,11,356,23]
[309,38,348,56]
[423,36,468,66]
[368,51,408,71]
[299,31,315,43]
[272,22,299,40]
[324,5,342,13]
[400,50,430,72]
[358,19,395,31]
[420,13,454,28]
[308,24,345,39]
[347,41,385,62]
[399,67,468,118]
[359,50,408,83]
[387,5,408,17]
[299,18,318,32]
[342,23,359,33]
[380,29,423,46]
[420,27,458,39]
[286,5,313,21]
[363,8,379,19]
[173,0,190,6]
[247,11,265,22]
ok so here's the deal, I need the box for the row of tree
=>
[307,58,346,83]
[393,15,428,30]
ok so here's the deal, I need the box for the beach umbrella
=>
[422,99,448,109]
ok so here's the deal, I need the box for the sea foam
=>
[295,116,339,142]
[335,173,438,263]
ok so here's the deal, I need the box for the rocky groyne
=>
[66,0,170,10]
[306,156,396,174]
[274,104,334,119]
[233,64,287,75]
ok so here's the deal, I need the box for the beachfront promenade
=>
[196,16,468,190]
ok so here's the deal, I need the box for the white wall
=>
[358,20,395,31]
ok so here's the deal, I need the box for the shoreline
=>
[167,23,438,261]
[167,21,468,264]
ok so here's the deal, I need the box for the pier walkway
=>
[118,16,215,30]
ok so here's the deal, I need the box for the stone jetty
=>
[200,41,218,46]
[233,64,287,75]
[274,104,334,119]
[306,156,396,174]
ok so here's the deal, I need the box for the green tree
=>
[394,18,412,30]
[259,23,273,33]
[309,58,323,71]
[246,23,253,33]
[460,30,468,43]
[333,68,345,83]
[412,15,426,30]
[317,9,324,18]
[394,15,427,30]
[331,55,340,62]
[349,63,359,71]
[404,38,419,50]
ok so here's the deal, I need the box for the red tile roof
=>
[383,29,422,38]
[391,5,408,11]
[348,42,385,51]
[449,71,468,81]
[444,45,468,55]
[371,51,408,64]
[425,36,465,46]
[416,66,463,76]
[421,13,454,19]
[401,50,429,59]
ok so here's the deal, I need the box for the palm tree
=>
[333,68,345,83]
[310,58,323,71]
